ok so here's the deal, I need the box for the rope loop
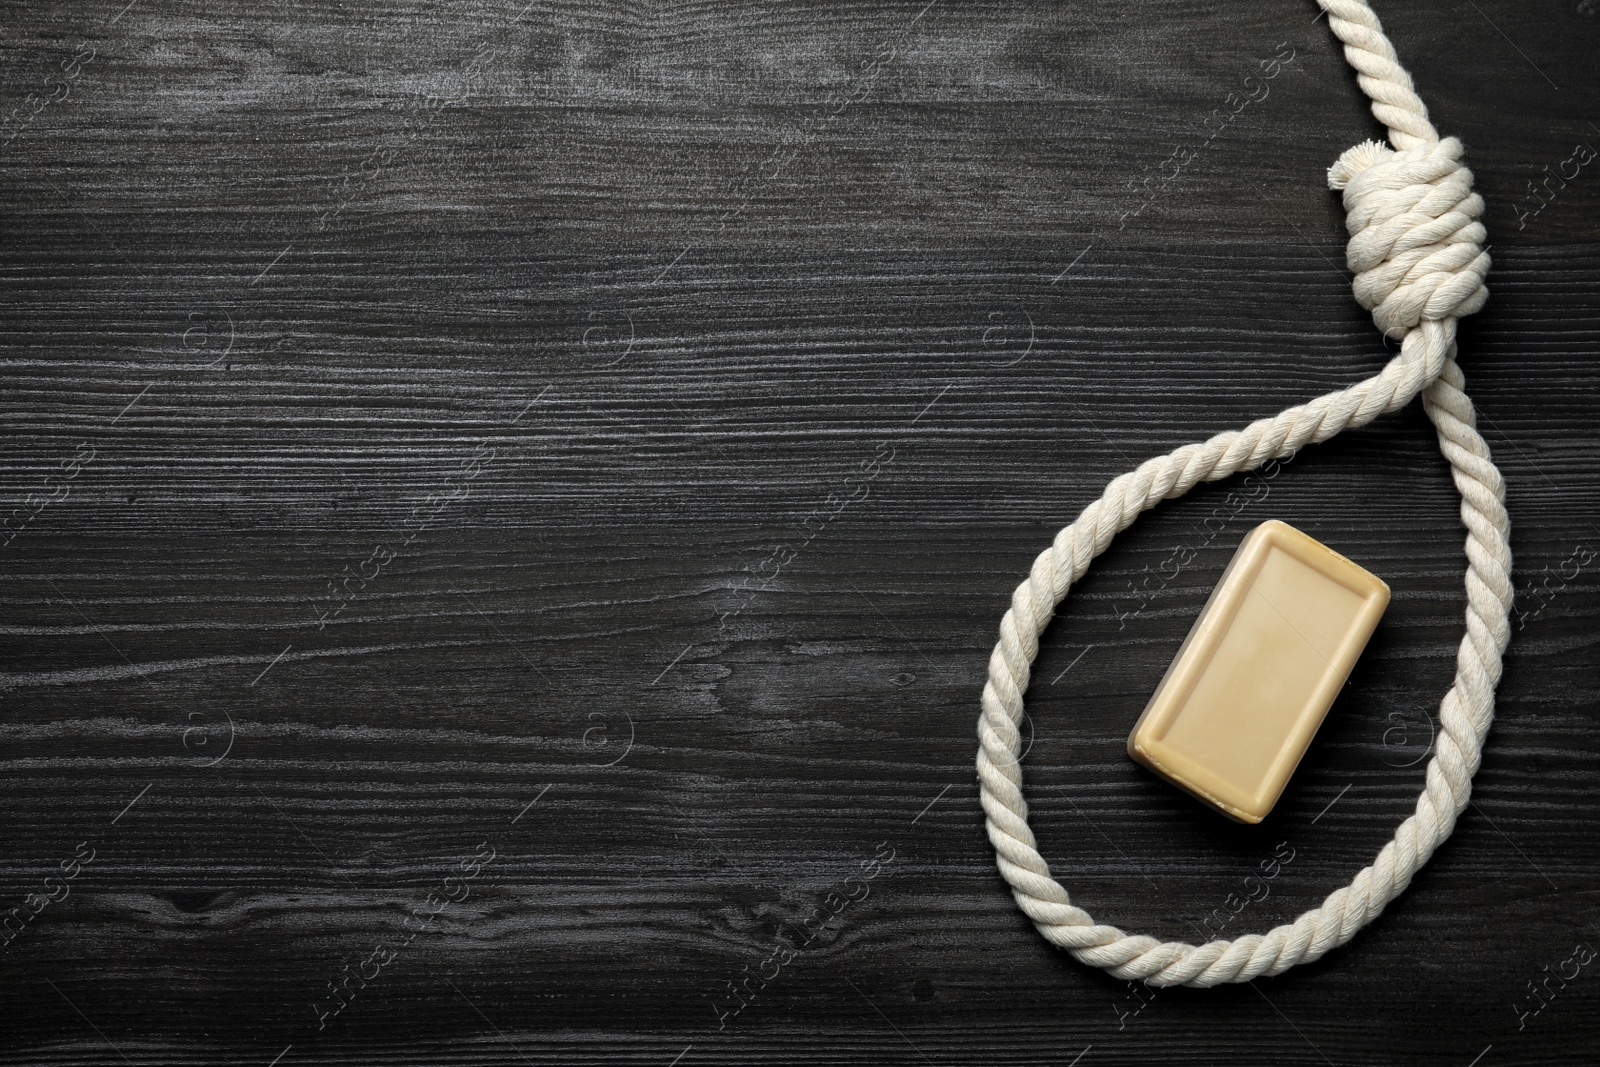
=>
[974,0,1513,987]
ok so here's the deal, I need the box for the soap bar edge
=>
[1129,737,1263,824]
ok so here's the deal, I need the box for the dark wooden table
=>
[3,1,1597,1063]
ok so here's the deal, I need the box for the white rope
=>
[975,0,1512,987]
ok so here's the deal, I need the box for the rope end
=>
[1327,139,1393,190]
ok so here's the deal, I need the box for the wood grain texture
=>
[2,0,1598,1064]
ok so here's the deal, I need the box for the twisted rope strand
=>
[975,0,1512,987]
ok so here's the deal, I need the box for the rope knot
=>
[1327,136,1490,339]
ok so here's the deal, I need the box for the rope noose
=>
[975,0,1511,986]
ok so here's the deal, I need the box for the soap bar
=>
[1127,519,1389,824]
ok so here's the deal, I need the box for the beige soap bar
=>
[1127,519,1389,823]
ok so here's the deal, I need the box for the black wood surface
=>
[2,1,1598,1064]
